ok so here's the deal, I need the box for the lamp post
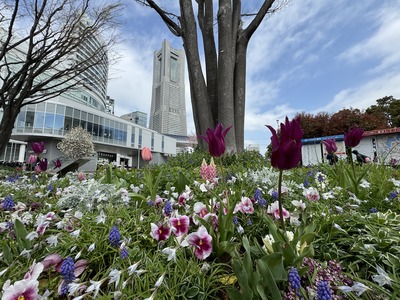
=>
[137,146,140,169]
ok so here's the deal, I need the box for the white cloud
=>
[322,72,400,113]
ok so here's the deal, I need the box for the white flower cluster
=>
[56,178,119,211]
[57,126,94,159]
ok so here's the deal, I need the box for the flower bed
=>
[1,150,400,299]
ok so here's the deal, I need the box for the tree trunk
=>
[180,0,214,144]
[234,39,247,153]
[198,0,218,124]
[0,106,19,156]
[217,0,236,153]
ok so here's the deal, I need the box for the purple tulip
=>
[38,158,48,172]
[344,127,364,148]
[31,142,45,155]
[266,117,303,170]
[322,138,337,154]
[200,124,232,157]
[53,159,62,169]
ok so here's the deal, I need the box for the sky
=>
[107,0,400,153]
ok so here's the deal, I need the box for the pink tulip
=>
[141,147,152,161]
[27,155,37,165]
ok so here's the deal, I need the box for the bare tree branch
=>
[0,0,123,154]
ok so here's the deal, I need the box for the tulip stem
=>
[278,169,286,232]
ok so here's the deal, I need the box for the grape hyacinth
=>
[288,267,301,291]
[2,195,15,211]
[317,280,332,300]
[369,207,378,213]
[254,189,267,207]
[388,191,398,200]
[60,257,75,283]
[163,201,173,216]
[120,245,129,259]
[109,226,121,247]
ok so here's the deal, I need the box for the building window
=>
[151,133,154,150]
[170,56,178,82]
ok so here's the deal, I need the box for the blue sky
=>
[108,1,400,152]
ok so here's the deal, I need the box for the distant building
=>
[120,111,147,127]
[1,21,176,169]
[149,40,187,136]
[247,144,260,152]
[105,96,115,115]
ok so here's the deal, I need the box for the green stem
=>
[278,169,286,232]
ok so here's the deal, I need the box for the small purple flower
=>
[232,217,239,226]
[246,218,252,226]
[271,191,279,200]
[388,191,398,200]
[303,179,310,188]
[147,200,155,207]
[59,283,69,296]
[60,257,75,283]
[369,207,378,213]
[53,159,62,169]
[317,280,332,300]
[47,184,53,191]
[109,226,121,247]
[163,201,173,216]
[120,245,129,259]
[254,189,267,207]
[3,195,15,211]
[288,267,301,291]
[317,174,324,182]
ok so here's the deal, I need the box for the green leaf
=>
[259,253,286,282]
[256,258,283,300]
[14,219,31,250]
[174,171,190,194]
[2,244,13,264]
[185,286,199,298]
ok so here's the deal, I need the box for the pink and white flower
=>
[169,215,190,236]
[194,202,208,218]
[267,201,290,219]
[150,223,171,241]
[2,262,43,300]
[303,187,320,202]
[234,197,254,214]
[186,226,213,260]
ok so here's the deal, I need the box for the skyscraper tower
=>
[149,40,187,136]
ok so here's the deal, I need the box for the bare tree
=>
[134,0,285,152]
[0,0,122,155]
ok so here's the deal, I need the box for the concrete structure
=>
[120,111,147,128]
[1,22,176,170]
[149,40,187,136]
[301,128,400,165]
